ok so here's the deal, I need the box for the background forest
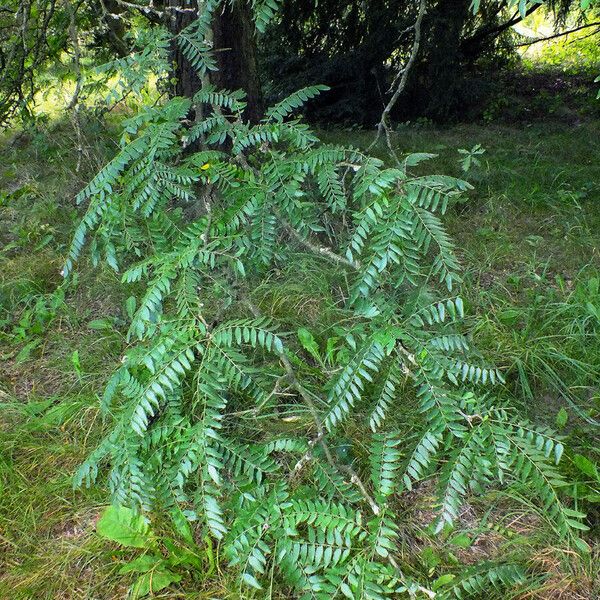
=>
[1,1,599,598]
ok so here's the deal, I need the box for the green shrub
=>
[62,3,592,598]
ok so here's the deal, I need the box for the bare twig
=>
[275,210,360,271]
[369,0,427,160]
[65,0,85,172]
[514,21,600,47]
[66,2,83,111]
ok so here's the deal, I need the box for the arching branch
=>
[369,0,427,159]
[514,21,600,47]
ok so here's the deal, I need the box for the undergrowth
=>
[1,106,598,598]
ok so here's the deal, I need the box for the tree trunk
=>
[212,1,263,122]
[168,0,202,99]
[167,0,263,121]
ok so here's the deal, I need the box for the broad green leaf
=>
[96,505,151,548]
[130,569,181,598]
[88,318,115,330]
[297,327,321,362]
[404,153,437,167]
[566,519,589,531]
[242,572,263,589]
[15,338,42,363]
[573,454,599,481]
[170,506,194,545]
[125,296,137,319]
[119,554,162,574]
[555,408,568,428]
[573,537,590,553]
[433,573,456,590]
[450,533,472,548]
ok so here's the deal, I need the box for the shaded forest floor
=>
[1,113,599,597]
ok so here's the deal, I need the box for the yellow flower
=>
[200,162,211,171]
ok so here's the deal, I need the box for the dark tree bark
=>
[419,0,472,120]
[167,0,262,121]
[399,0,471,122]
[212,0,263,122]
[167,0,202,99]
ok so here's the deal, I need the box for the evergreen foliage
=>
[259,0,595,124]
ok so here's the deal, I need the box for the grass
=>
[323,121,600,424]
[0,396,121,599]
[1,108,599,597]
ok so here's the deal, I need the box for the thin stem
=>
[275,210,360,271]
[369,0,427,161]
[514,22,600,47]
[65,0,84,172]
